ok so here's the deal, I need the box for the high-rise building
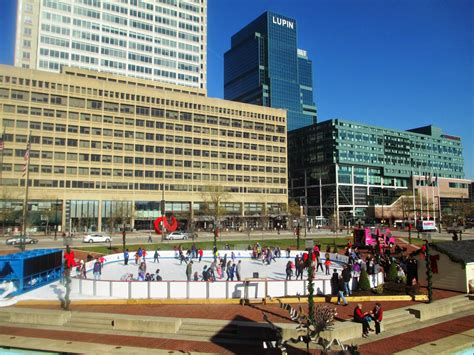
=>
[14,0,207,90]
[288,119,469,225]
[224,11,317,131]
[0,65,288,233]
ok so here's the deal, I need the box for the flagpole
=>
[0,127,5,186]
[412,172,416,221]
[431,170,436,223]
[418,167,423,220]
[21,134,31,251]
[437,175,442,225]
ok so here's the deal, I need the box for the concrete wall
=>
[418,252,468,293]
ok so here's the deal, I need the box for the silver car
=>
[83,233,111,243]
[6,236,39,245]
[164,231,189,240]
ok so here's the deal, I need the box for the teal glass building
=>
[224,11,317,131]
[288,119,468,225]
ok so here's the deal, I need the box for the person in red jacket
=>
[371,303,383,334]
[353,304,373,337]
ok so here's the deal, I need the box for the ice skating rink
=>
[91,250,346,281]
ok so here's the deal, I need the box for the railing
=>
[72,250,384,299]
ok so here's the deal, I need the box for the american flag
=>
[22,136,31,177]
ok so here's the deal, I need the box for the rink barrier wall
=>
[73,250,384,300]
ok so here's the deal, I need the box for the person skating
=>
[186,261,193,281]
[123,249,129,265]
[236,260,242,281]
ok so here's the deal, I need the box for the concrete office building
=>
[0,65,288,233]
[224,11,317,131]
[14,0,207,90]
[288,119,469,226]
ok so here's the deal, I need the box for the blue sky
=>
[0,0,472,179]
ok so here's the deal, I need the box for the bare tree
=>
[201,185,229,246]
[107,201,132,236]
[0,187,20,237]
[287,200,300,230]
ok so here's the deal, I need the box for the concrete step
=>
[178,328,237,338]
[383,316,418,331]
[453,303,474,313]
[69,315,115,326]
[63,321,114,331]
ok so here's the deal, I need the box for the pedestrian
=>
[316,252,324,273]
[337,275,348,306]
[123,249,129,265]
[342,264,352,296]
[198,248,203,262]
[142,248,147,263]
[79,260,87,279]
[331,269,339,295]
[202,265,209,281]
[324,257,331,275]
[236,260,242,281]
[153,249,160,263]
[186,261,193,281]
[147,231,153,243]
[231,251,236,262]
[93,258,102,280]
[136,247,143,264]
[286,247,291,258]
[226,260,233,280]
[286,260,293,280]
[295,259,304,280]
[216,262,223,279]
[354,304,373,337]
[371,303,383,334]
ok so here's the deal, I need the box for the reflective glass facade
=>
[224,11,317,131]
[288,119,467,223]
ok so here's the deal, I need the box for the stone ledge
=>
[0,307,71,326]
[408,302,452,321]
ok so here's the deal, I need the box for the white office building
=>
[14,0,207,90]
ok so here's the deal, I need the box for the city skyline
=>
[0,0,472,179]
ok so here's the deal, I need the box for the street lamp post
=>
[54,199,58,241]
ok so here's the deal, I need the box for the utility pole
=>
[54,198,58,241]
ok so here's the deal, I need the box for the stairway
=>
[381,308,418,332]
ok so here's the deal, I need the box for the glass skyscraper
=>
[224,11,317,131]
[14,0,207,90]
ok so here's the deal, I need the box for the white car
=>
[164,231,189,240]
[83,233,111,243]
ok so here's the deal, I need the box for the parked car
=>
[164,231,189,240]
[82,233,111,243]
[6,236,39,245]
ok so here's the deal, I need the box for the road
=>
[1,228,472,251]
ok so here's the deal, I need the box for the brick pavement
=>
[0,325,265,354]
[358,315,474,354]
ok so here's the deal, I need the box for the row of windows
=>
[2,164,286,184]
[2,144,286,168]
[4,179,285,194]
[2,118,285,149]
[1,97,285,133]
[0,74,284,122]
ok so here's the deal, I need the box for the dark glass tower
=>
[224,11,317,131]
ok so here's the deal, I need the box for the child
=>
[324,257,331,275]
[193,271,199,281]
